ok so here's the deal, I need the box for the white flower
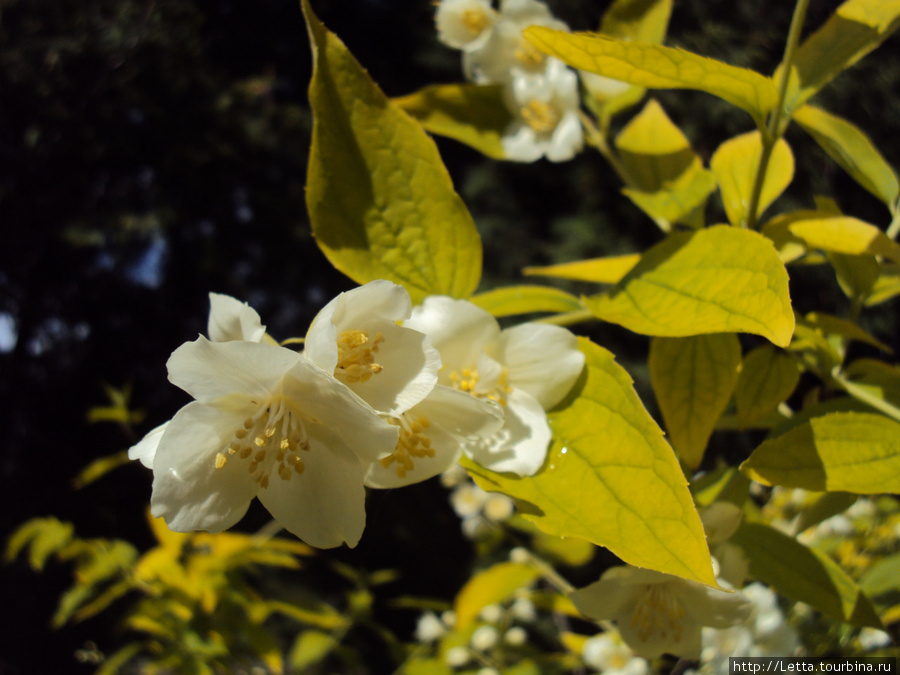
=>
[463,0,569,84]
[471,625,500,651]
[436,0,498,51]
[304,280,440,416]
[570,566,752,660]
[445,646,471,667]
[504,626,528,645]
[138,337,398,548]
[415,611,448,643]
[405,296,584,476]
[365,384,504,489]
[129,293,270,471]
[502,58,583,162]
[582,632,649,675]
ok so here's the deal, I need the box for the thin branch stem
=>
[746,0,810,229]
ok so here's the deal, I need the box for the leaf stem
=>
[536,308,594,327]
[746,0,810,229]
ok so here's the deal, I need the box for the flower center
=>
[514,39,546,69]
[630,584,686,643]
[336,329,384,384]
[521,100,560,133]
[380,414,434,478]
[214,398,310,489]
[461,8,489,38]
[450,367,512,406]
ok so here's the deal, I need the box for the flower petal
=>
[464,388,549,475]
[280,358,399,464]
[207,293,266,343]
[406,296,500,376]
[365,386,505,488]
[570,572,642,621]
[257,432,368,548]
[129,420,169,469]
[150,402,258,533]
[493,323,584,409]
[676,582,752,629]
[618,614,702,660]
[546,111,583,162]
[331,279,412,326]
[167,337,303,405]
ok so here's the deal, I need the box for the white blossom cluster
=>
[128,281,584,549]
[435,0,584,162]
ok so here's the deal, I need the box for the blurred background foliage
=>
[1,0,899,672]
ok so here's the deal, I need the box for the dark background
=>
[1,0,898,672]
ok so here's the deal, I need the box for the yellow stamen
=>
[380,415,435,478]
[461,8,489,37]
[521,100,560,133]
[630,584,687,643]
[215,453,227,469]
[336,329,385,384]
[514,39,546,68]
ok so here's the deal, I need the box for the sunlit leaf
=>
[523,28,777,124]
[467,338,717,587]
[302,0,482,303]
[741,411,900,493]
[867,262,900,306]
[615,99,716,228]
[731,521,882,628]
[585,226,795,347]
[790,217,900,263]
[801,312,891,353]
[649,334,742,469]
[783,0,900,115]
[524,254,640,284]
[710,131,794,227]
[394,83,510,159]
[734,345,800,424]
[793,105,899,212]
[454,562,540,630]
[470,285,583,317]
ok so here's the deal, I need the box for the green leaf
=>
[454,562,540,630]
[710,131,794,227]
[302,0,482,303]
[393,83,510,160]
[867,262,900,307]
[5,517,75,571]
[289,631,339,671]
[858,552,900,607]
[731,521,882,628]
[470,285,583,317]
[649,334,741,469]
[467,338,716,587]
[523,28,778,124]
[585,226,795,347]
[789,217,900,263]
[801,312,892,353]
[793,105,900,212]
[734,345,800,424]
[741,411,900,493]
[783,0,900,115]
[830,252,880,302]
[524,254,640,284]
[791,492,859,536]
[72,451,131,489]
[600,0,673,44]
[615,99,716,228]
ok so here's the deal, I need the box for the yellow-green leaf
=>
[801,312,892,353]
[470,285,583,317]
[789,217,900,263]
[72,451,131,489]
[783,0,900,115]
[302,0,481,303]
[585,226,795,347]
[615,99,716,228]
[741,411,900,493]
[600,0,672,44]
[649,334,742,469]
[734,345,800,424]
[731,521,882,628]
[393,83,510,160]
[454,562,540,630]
[523,28,777,124]
[5,517,75,571]
[830,252,880,302]
[289,631,338,671]
[467,338,716,587]
[867,262,900,306]
[524,254,640,284]
[794,105,899,212]
[710,131,794,227]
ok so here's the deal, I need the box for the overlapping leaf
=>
[585,226,795,347]
[741,411,900,493]
[302,0,482,303]
[466,338,716,587]
[470,285,583,317]
[523,27,777,125]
